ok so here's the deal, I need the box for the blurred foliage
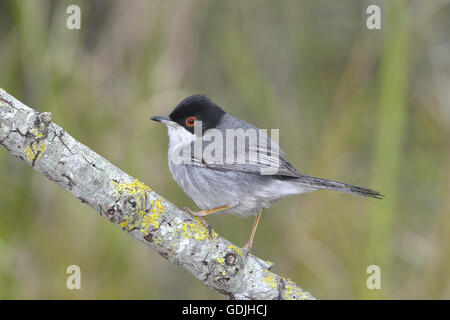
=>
[0,0,449,299]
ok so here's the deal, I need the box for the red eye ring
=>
[185,116,197,127]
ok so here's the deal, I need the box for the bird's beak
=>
[150,115,170,123]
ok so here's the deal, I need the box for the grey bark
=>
[0,89,314,300]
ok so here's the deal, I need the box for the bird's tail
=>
[295,174,384,199]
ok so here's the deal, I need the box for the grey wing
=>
[200,146,302,177]
[202,157,302,177]
[189,116,302,177]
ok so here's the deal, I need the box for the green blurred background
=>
[0,0,449,299]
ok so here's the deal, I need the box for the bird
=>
[151,94,383,253]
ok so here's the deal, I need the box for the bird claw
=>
[242,241,253,257]
[205,222,212,237]
[196,216,212,237]
[184,207,212,237]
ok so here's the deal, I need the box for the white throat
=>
[167,124,196,152]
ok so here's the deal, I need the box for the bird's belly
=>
[168,162,277,217]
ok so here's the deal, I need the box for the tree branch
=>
[0,89,314,300]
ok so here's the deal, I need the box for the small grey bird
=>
[151,94,383,252]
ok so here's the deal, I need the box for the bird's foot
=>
[183,207,212,236]
[242,240,253,257]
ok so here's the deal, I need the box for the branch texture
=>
[0,89,314,300]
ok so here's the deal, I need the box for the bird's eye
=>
[185,116,197,127]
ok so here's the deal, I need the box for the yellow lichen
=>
[227,244,243,256]
[181,221,210,241]
[264,271,278,289]
[179,217,219,242]
[110,180,164,235]
[140,198,165,235]
[30,128,44,138]
[282,277,311,300]
[110,179,151,198]
[217,257,225,264]
[24,141,47,162]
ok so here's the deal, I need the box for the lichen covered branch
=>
[0,89,314,300]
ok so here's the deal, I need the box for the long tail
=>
[296,174,384,199]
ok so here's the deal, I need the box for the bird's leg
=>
[184,205,232,235]
[185,205,232,217]
[243,210,262,254]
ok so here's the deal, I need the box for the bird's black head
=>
[167,94,226,134]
